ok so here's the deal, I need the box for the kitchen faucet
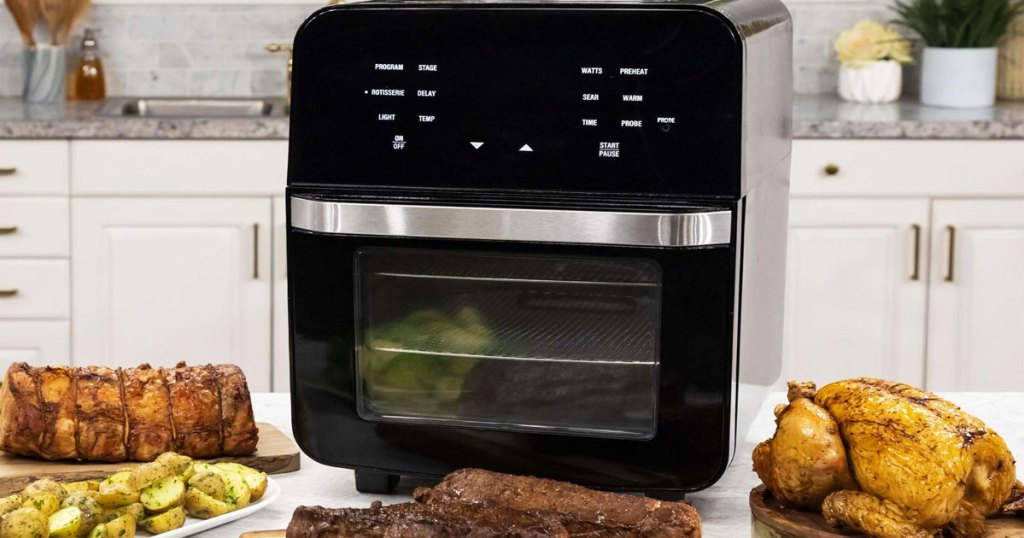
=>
[266,43,294,105]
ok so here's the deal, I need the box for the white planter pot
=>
[921,47,998,108]
[838,61,902,104]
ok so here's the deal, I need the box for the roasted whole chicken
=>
[754,378,1018,538]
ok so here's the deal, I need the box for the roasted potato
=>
[97,484,140,509]
[1,507,49,538]
[64,481,100,493]
[61,491,103,533]
[178,464,196,483]
[104,513,136,538]
[212,463,252,476]
[23,479,67,502]
[102,472,132,488]
[47,506,83,538]
[138,506,185,535]
[155,453,192,476]
[186,472,225,500]
[188,463,218,477]
[128,462,171,491]
[0,494,23,518]
[183,489,233,520]
[103,503,144,523]
[139,476,185,514]
[242,472,268,502]
[220,472,251,509]
[87,523,108,538]
[22,492,61,517]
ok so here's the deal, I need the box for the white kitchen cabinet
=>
[926,199,1024,391]
[0,321,70,368]
[0,140,70,195]
[781,198,929,388]
[272,196,290,392]
[72,198,273,390]
[71,141,288,196]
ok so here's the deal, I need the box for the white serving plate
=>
[150,476,280,538]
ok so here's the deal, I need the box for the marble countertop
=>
[213,392,1024,538]
[794,96,1024,139]
[3,95,1024,140]
[0,99,289,140]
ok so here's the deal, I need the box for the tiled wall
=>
[0,4,314,97]
[0,0,906,98]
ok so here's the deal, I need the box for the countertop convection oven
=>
[287,0,792,498]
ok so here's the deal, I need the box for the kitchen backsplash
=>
[0,0,903,97]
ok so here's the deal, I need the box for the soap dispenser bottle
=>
[74,29,106,100]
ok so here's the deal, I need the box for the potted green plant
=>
[893,0,1024,107]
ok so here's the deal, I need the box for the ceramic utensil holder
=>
[998,13,1024,100]
[24,45,67,103]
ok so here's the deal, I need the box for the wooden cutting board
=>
[751,485,1024,538]
[0,422,299,496]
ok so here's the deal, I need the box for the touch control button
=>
[392,135,406,150]
[418,115,435,123]
[368,88,405,96]
[418,64,438,72]
[374,63,404,71]
[619,67,649,75]
[621,120,643,128]
[417,90,437,97]
[623,94,643,102]
[657,117,676,124]
[598,142,620,158]
[582,93,599,101]
[582,119,597,126]
[378,113,396,121]
[580,67,603,74]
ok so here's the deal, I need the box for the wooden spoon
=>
[56,0,88,45]
[37,0,71,46]
[4,0,38,47]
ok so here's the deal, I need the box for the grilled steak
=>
[414,469,702,538]
[286,501,570,537]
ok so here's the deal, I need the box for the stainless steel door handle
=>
[0,289,18,298]
[0,226,18,235]
[944,225,956,282]
[253,223,260,280]
[910,224,921,281]
[0,167,16,176]
[290,197,733,247]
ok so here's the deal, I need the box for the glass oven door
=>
[288,193,738,492]
[355,248,661,440]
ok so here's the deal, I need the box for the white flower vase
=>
[921,47,998,108]
[838,60,902,104]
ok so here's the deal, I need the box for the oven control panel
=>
[290,6,743,196]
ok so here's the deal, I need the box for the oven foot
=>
[355,469,400,494]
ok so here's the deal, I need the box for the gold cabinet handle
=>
[944,225,956,282]
[0,289,18,298]
[0,167,16,176]
[253,223,260,280]
[0,226,18,235]
[823,163,840,176]
[910,224,921,281]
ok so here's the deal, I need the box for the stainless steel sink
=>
[100,97,288,118]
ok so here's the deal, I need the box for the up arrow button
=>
[470,141,484,149]
[519,144,533,152]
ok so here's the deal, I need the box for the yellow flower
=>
[835,20,913,68]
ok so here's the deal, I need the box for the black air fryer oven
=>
[287,0,792,497]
